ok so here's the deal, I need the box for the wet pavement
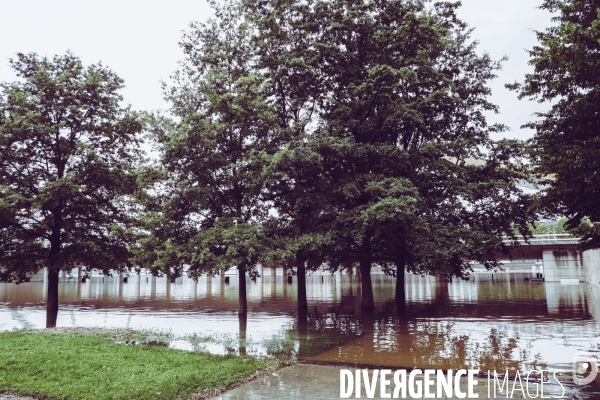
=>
[217,364,586,399]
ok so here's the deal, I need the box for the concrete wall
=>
[582,248,600,287]
[542,249,585,282]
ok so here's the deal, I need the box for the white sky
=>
[0,0,553,140]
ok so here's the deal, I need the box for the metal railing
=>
[502,233,579,243]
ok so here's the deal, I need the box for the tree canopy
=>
[139,1,285,315]
[247,0,534,310]
[0,52,143,325]
[511,0,600,248]
[244,0,337,312]
[126,0,536,316]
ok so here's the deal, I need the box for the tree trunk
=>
[220,270,225,301]
[359,244,374,310]
[434,275,450,316]
[296,254,307,313]
[395,251,407,314]
[46,268,59,328]
[238,263,247,315]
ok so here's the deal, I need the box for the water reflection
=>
[1,273,599,392]
[239,312,247,356]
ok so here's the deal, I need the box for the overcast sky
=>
[1,0,553,140]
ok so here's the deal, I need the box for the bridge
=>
[498,234,586,283]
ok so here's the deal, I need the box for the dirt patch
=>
[190,361,285,399]
[18,327,172,343]
[0,394,37,400]
[24,326,156,336]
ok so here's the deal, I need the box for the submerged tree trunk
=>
[238,263,248,315]
[395,250,407,313]
[359,260,374,310]
[434,275,450,316]
[296,254,307,313]
[46,268,59,328]
[238,263,247,315]
[359,242,374,311]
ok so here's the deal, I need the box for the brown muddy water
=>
[1,271,599,395]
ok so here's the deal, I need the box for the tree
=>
[245,0,335,314]
[261,0,534,310]
[262,141,336,313]
[144,0,282,315]
[0,52,143,327]
[510,0,600,249]
[530,217,569,235]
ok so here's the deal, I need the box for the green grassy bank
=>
[0,331,271,400]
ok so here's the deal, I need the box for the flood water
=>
[2,271,600,396]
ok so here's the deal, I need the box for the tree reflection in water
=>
[290,281,558,373]
[1,273,598,381]
[293,307,525,373]
[238,312,248,356]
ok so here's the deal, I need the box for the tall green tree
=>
[246,0,334,313]
[0,52,143,327]
[262,142,336,313]
[145,0,282,315]
[511,0,600,249]
[270,0,534,310]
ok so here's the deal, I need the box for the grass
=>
[0,331,271,400]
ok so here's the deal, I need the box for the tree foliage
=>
[511,0,600,248]
[250,0,534,309]
[245,0,337,311]
[0,52,143,325]
[139,1,284,314]
[142,0,535,314]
